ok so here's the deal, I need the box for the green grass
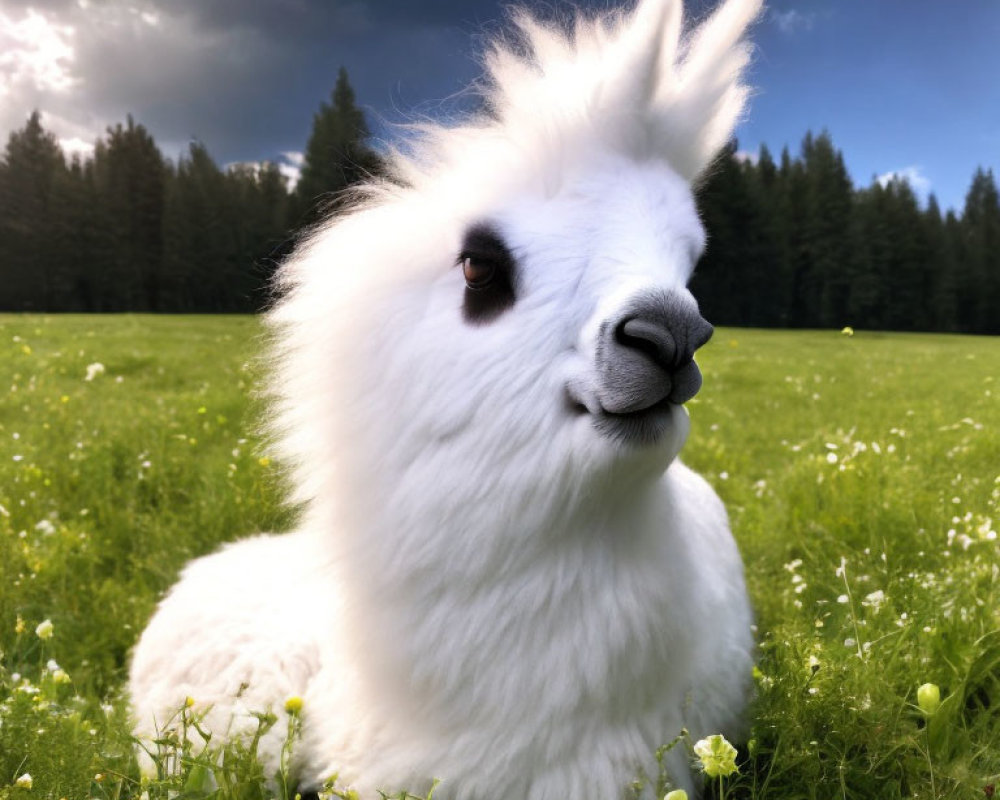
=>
[1,316,998,798]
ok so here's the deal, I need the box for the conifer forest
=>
[2,69,998,334]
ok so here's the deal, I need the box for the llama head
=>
[269,0,760,564]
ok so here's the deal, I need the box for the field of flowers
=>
[1,314,997,799]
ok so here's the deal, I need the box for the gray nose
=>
[595,290,713,414]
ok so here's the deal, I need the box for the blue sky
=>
[743,1,1000,212]
[1,0,998,212]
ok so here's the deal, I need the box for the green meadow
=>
[1,315,998,799]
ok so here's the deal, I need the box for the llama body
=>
[131,461,749,798]
[130,1,760,796]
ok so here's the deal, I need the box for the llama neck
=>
[335,454,671,585]
[314,465,695,731]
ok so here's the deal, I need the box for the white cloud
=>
[279,164,301,189]
[734,149,759,165]
[278,154,302,190]
[224,157,300,191]
[877,165,932,197]
[771,9,815,35]
[1,1,277,164]
[39,108,103,155]
[0,0,474,174]
[59,135,94,158]
[0,8,79,96]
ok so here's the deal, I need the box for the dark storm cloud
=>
[183,0,499,40]
[0,0,530,166]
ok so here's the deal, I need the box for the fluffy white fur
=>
[129,0,761,796]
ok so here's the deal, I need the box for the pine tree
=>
[803,132,854,328]
[0,111,67,310]
[693,142,745,324]
[881,178,928,331]
[960,168,1000,333]
[94,117,167,310]
[224,161,289,311]
[922,195,958,331]
[49,155,92,310]
[163,142,233,310]
[782,142,814,327]
[745,143,790,325]
[292,68,379,227]
[941,210,965,331]
[231,161,290,310]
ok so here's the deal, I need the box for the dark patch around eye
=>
[458,223,517,325]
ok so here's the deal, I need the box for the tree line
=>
[0,69,375,313]
[2,69,999,333]
[694,134,1000,335]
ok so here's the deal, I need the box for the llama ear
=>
[647,0,763,181]
[586,0,761,180]
[593,0,683,122]
[482,0,761,183]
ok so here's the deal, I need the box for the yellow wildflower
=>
[693,734,739,778]
[35,619,54,640]
[917,683,941,716]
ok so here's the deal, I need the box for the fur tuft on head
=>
[387,0,761,191]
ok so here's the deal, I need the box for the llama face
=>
[483,152,712,453]
[314,150,711,554]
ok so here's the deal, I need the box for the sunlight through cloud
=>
[0,9,79,96]
[59,136,96,158]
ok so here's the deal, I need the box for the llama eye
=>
[458,223,517,325]
[462,256,497,289]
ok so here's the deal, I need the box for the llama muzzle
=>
[594,289,713,415]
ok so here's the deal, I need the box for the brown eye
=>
[462,256,496,289]
[458,224,516,325]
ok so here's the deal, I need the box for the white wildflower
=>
[84,362,106,381]
[862,589,886,612]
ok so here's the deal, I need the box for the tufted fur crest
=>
[129,1,761,798]
[383,0,759,196]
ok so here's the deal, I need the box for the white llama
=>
[129,0,760,796]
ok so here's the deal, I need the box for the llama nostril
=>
[615,317,678,369]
